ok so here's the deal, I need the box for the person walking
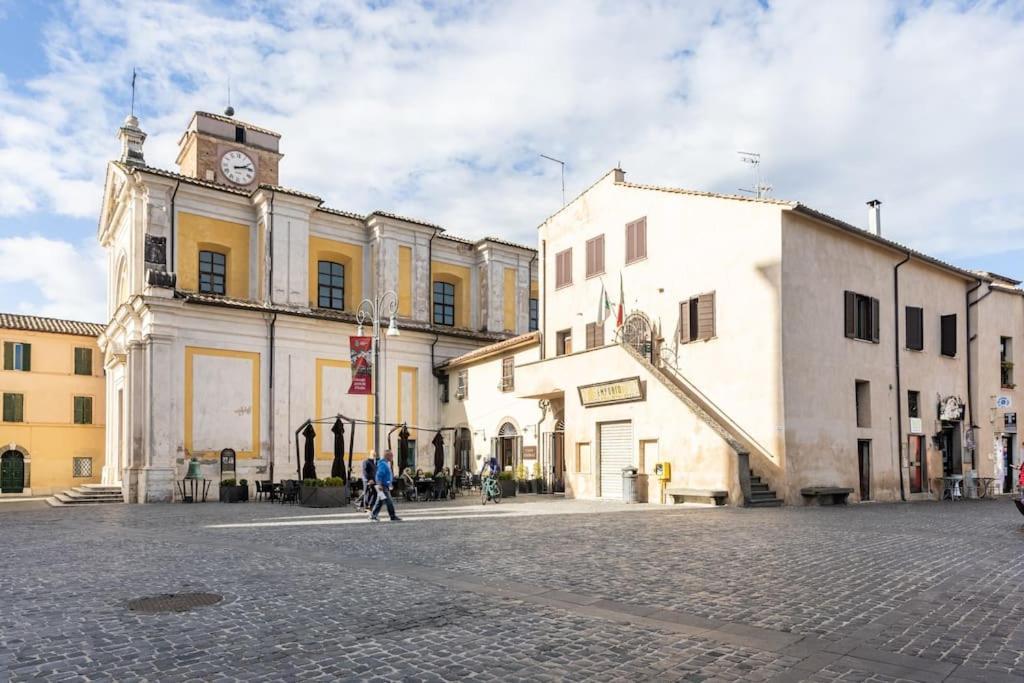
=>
[370,449,402,522]
[358,451,377,511]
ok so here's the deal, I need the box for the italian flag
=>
[598,281,612,323]
[616,273,624,327]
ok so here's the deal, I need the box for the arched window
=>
[433,281,455,326]
[317,261,345,310]
[198,250,226,295]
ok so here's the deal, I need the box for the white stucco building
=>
[97,111,536,503]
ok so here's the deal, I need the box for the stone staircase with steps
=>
[47,484,123,507]
[747,471,783,507]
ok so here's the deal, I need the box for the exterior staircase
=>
[747,471,783,507]
[47,484,123,507]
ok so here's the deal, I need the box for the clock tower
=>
[175,110,283,188]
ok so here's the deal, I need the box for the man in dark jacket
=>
[359,452,377,511]
[370,450,401,522]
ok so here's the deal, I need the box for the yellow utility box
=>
[654,462,671,481]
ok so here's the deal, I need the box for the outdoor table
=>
[177,478,211,503]
[415,478,436,500]
[974,477,996,499]
[940,476,963,501]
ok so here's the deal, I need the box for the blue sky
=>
[1,0,1023,322]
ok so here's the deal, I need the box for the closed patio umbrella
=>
[302,422,317,480]
[398,425,410,472]
[432,431,445,474]
[331,417,346,480]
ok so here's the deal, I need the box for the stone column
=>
[123,341,145,503]
[139,336,176,503]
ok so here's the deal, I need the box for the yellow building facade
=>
[0,315,105,496]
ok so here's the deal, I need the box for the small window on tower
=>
[235,126,246,143]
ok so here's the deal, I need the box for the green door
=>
[1,450,25,493]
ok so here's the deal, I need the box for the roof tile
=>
[0,313,105,338]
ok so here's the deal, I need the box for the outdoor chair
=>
[279,480,299,505]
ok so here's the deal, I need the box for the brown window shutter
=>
[625,222,634,262]
[596,320,604,346]
[596,235,604,274]
[679,300,691,342]
[585,323,594,349]
[2,342,11,371]
[940,314,957,356]
[636,218,647,260]
[565,249,572,285]
[844,291,856,339]
[697,292,716,340]
[870,297,880,343]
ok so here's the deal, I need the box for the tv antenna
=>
[224,77,234,117]
[737,151,772,199]
[540,154,566,206]
[129,67,137,116]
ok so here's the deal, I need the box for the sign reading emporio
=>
[577,377,645,407]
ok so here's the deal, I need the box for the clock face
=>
[220,150,256,185]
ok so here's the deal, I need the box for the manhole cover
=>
[127,592,222,613]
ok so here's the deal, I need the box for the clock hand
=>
[234,165,254,171]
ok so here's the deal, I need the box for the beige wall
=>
[780,211,971,503]
[540,172,787,493]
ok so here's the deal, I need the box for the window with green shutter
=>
[74,347,93,375]
[3,393,24,422]
[73,396,93,425]
[3,342,31,371]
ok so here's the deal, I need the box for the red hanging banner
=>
[348,336,373,395]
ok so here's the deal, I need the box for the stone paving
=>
[1,495,1023,681]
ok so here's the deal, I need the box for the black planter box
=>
[499,480,518,498]
[299,485,348,508]
[533,479,546,494]
[219,485,248,503]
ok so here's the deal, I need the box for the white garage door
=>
[599,421,633,499]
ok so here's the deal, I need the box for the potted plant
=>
[531,461,545,494]
[515,462,528,493]
[299,477,348,508]
[219,478,247,503]
[498,471,517,498]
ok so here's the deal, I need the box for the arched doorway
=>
[1,450,25,493]
[618,311,654,362]
[495,422,521,472]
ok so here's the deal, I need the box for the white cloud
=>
[0,0,1022,263]
[0,236,106,322]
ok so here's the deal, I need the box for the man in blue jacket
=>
[370,449,402,522]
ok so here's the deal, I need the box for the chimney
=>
[118,115,147,167]
[867,199,881,236]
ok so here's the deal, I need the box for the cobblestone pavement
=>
[1,496,1023,681]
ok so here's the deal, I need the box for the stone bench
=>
[800,486,854,506]
[668,488,728,506]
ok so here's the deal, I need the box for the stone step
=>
[751,483,770,493]
[68,488,122,499]
[747,497,784,507]
[48,490,123,506]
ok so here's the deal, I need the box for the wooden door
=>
[1,450,25,493]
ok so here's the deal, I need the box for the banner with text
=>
[348,336,373,395]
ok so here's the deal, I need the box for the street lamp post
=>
[356,290,399,459]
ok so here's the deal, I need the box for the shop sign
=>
[523,446,537,459]
[220,448,236,474]
[1005,412,1018,434]
[578,377,645,407]
[938,396,964,422]
[348,336,373,395]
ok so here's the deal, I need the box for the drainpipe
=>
[169,180,181,277]
[966,279,988,458]
[528,250,537,334]
[893,252,910,502]
[428,228,438,326]
[267,312,277,483]
[540,239,547,359]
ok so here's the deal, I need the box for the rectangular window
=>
[439,375,449,403]
[556,329,572,356]
[585,322,604,349]
[528,298,539,332]
[73,396,93,425]
[1001,336,1014,387]
[555,249,572,288]
[905,306,924,351]
[3,341,31,371]
[908,435,926,494]
[456,370,468,400]
[625,217,647,263]
[940,314,957,357]
[317,260,345,310]
[908,390,920,419]
[433,281,456,326]
[585,235,605,278]
[73,457,93,478]
[858,439,872,501]
[74,347,93,376]
[855,380,871,428]
[501,357,514,392]
[844,291,880,343]
[679,292,716,343]
[234,125,246,143]
[198,250,226,295]
[2,393,24,422]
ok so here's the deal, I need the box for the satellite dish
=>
[224,106,235,117]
